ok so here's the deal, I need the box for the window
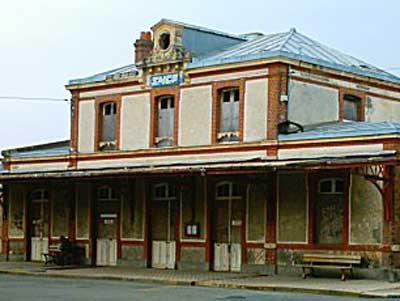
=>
[216,182,241,199]
[159,32,171,50]
[99,102,117,150]
[218,88,240,142]
[97,186,117,201]
[156,95,174,147]
[31,189,49,202]
[153,183,176,200]
[343,94,361,121]
[319,179,345,194]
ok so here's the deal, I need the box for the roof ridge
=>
[279,29,297,51]
[158,18,247,41]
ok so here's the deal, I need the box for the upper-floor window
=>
[99,102,117,150]
[343,94,362,121]
[218,88,239,142]
[156,95,174,147]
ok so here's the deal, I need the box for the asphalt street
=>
[0,274,393,301]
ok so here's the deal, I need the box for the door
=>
[96,186,119,266]
[213,182,243,272]
[151,183,176,269]
[314,178,345,245]
[30,189,49,262]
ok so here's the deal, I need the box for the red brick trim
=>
[211,79,245,143]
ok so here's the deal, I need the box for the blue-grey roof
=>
[68,22,400,86]
[157,19,247,42]
[68,64,138,85]
[279,121,400,141]
[3,140,70,158]
[188,29,400,84]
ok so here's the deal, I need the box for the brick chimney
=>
[134,31,153,64]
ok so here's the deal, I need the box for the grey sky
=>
[0,0,399,151]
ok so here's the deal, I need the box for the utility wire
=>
[0,96,69,102]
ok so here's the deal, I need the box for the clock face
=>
[159,32,171,50]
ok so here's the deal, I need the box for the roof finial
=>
[290,27,297,33]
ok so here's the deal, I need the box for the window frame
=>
[212,79,245,144]
[95,95,121,152]
[339,89,365,122]
[150,86,180,148]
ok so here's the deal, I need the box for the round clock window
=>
[159,32,171,50]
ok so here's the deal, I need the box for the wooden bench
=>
[42,244,62,265]
[299,253,362,281]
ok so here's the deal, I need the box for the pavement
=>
[0,262,400,298]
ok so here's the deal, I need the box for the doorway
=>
[150,183,176,269]
[314,178,345,244]
[212,182,243,272]
[30,189,50,262]
[95,186,119,266]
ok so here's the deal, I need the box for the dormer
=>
[137,19,246,74]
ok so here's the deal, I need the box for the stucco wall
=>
[366,96,400,122]
[179,86,212,146]
[350,174,383,245]
[78,100,96,153]
[243,79,268,142]
[278,173,307,243]
[120,93,151,151]
[288,80,339,125]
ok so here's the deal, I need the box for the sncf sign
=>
[149,72,184,87]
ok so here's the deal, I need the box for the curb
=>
[0,269,399,299]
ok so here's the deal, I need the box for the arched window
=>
[216,181,241,199]
[218,88,240,142]
[99,102,117,150]
[153,183,176,200]
[156,95,175,147]
[319,178,345,195]
[97,186,117,201]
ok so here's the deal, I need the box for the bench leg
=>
[341,269,351,281]
[302,267,313,279]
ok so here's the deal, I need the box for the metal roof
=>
[68,64,138,85]
[188,29,400,84]
[156,19,247,42]
[279,121,400,141]
[3,140,70,158]
[68,23,400,86]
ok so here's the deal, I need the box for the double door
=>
[151,196,176,269]
[213,184,243,272]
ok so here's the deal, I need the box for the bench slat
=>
[300,265,352,270]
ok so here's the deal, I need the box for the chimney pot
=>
[134,31,153,64]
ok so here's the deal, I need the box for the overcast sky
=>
[0,0,399,152]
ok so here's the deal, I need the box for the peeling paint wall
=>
[120,93,151,150]
[288,80,339,125]
[121,180,144,239]
[365,96,400,122]
[8,185,25,238]
[78,100,96,153]
[350,174,383,245]
[179,86,212,146]
[278,173,307,243]
[247,183,266,242]
[76,183,90,239]
[181,177,206,240]
[243,79,268,142]
[51,188,69,238]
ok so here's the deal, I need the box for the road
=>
[0,274,391,301]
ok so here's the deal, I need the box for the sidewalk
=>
[0,262,399,298]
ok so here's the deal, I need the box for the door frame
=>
[211,180,246,272]
[148,181,179,269]
[26,188,51,262]
[91,184,121,266]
